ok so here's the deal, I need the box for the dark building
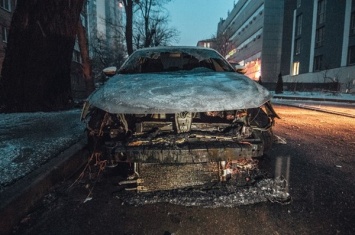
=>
[281,0,355,92]
[217,0,284,83]
[214,0,355,92]
[86,0,124,64]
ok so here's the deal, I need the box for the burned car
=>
[81,46,278,192]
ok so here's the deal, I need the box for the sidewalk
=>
[272,91,355,103]
[271,91,355,117]
[0,109,87,235]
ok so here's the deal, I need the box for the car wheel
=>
[253,129,273,153]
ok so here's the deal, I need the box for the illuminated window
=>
[314,55,323,71]
[1,26,8,43]
[203,42,211,48]
[293,62,300,75]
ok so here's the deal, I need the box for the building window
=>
[317,0,326,25]
[203,42,210,48]
[314,55,323,71]
[351,11,355,35]
[72,50,82,63]
[296,14,302,36]
[80,14,86,28]
[297,0,301,8]
[295,38,301,55]
[315,27,325,47]
[293,62,300,75]
[0,0,11,11]
[348,46,355,65]
[1,26,8,43]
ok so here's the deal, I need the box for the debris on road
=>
[274,135,287,144]
[115,176,291,208]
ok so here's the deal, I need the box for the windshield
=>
[119,47,235,74]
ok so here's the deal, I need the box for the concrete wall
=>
[282,65,355,92]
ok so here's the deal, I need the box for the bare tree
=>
[344,76,355,93]
[0,0,85,112]
[322,67,340,83]
[150,16,179,46]
[134,0,179,48]
[134,14,179,48]
[121,0,139,55]
[212,29,234,57]
[89,17,126,83]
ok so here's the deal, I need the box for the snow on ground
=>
[0,109,86,192]
[271,90,355,101]
[271,91,355,115]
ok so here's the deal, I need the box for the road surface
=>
[12,104,355,235]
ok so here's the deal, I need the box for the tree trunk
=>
[123,0,134,55]
[0,0,84,112]
[77,20,95,96]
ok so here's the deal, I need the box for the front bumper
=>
[110,138,264,164]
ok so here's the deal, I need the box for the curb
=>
[273,102,355,118]
[272,95,355,103]
[0,137,88,235]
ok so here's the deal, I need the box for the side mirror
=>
[234,64,247,74]
[102,66,117,77]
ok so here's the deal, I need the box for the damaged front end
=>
[81,101,278,192]
[80,46,280,192]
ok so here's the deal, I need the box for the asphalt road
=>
[12,104,355,235]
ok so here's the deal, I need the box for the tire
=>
[253,129,273,153]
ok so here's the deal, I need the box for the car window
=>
[119,48,235,74]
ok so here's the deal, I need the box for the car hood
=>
[87,71,272,114]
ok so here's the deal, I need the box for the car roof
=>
[133,46,218,53]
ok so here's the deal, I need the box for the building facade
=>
[86,0,124,64]
[196,39,215,48]
[72,0,125,98]
[281,0,355,92]
[217,0,284,83]
[0,0,16,74]
[215,0,355,92]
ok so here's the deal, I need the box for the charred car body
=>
[81,46,279,192]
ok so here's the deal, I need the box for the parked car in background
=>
[81,46,279,192]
